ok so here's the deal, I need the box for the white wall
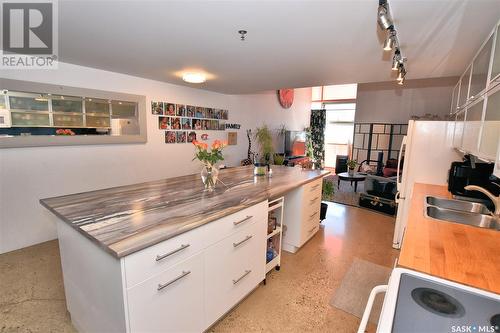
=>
[355,77,458,123]
[0,63,311,253]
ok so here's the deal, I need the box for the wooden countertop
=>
[40,166,329,258]
[398,183,500,294]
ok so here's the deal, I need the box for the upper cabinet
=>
[470,34,494,99]
[491,24,500,82]
[451,19,500,162]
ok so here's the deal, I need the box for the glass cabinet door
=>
[453,110,465,149]
[491,25,500,81]
[462,99,485,153]
[85,99,110,115]
[52,96,83,113]
[470,34,494,98]
[0,94,6,109]
[450,83,459,114]
[479,89,500,159]
[11,112,50,127]
[111,101,136,118]
[9,95,48,111]
[458,67,471,107]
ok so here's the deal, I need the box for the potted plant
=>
[304,127,316,169]
[254,125,275,175]
[347,159,358,176]
[320,179,334,221]
[192,139,227,191]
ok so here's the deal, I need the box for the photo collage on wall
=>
[152,101,229,144]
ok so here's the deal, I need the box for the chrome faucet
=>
[464,185,500,216]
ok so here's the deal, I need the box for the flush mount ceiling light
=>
[377,0,408,85]
[238,30,247,41]
[182,72,206,84]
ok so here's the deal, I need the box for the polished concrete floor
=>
[0,202,398,332]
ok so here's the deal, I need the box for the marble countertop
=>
[40,166,330,258]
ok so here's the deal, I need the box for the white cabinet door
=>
[127,253,205,333]
[479,88,500,160]
[470,34,494,98]
[204,220,266,328]
[458,66,471,108]
[491,24,500,82]
[453,110,465,149]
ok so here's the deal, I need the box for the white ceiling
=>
[58,0,500,94]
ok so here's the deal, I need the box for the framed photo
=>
[205,108,213,119]
[165,103,176,116]
[165,131,176,144]
[186,105,195,117]
[152,101,164,115]
[201,119,209,130]
[227,132,237,145]
[211,120,218,130]
[176,131,187,143]
[221,109,228,120]
[195,107,204,118]
[192,118,202,130]
[187,131,197,143]
[181,118,192,130]
[158,116,170,129]
[176,104,186,117]
[171,117,181,130]
[219,121,226,130]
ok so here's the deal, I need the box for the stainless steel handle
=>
[232,270,251,285]
[310,184,320,191]
[157,270,191,291]
[310,197,319,204]
[233,235,253,247]
[309,211,318,219]
[156,244,190,262]
[233,215,253,226]
[308,226,317,233]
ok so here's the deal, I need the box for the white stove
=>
[359,268,500,333]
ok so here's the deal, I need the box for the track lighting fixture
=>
[383,30,396,51]
[377,0,408,85]
[377,3,393,30]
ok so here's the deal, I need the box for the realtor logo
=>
[1,0,58,68]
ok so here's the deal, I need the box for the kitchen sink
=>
[426,196,491,215]
[425,206,499,231]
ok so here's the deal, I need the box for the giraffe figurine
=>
[240,129,253,166]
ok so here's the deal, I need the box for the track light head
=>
[383,30,396,51]
[398,76,405,85]
[397,66,406,81]
[377,4,393,30]
[392,49,401,70]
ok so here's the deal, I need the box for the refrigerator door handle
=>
[397,136,407,193]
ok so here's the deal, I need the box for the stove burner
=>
[411,288,465,318]
[491,314,500,332]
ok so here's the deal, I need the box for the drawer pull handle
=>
[310,197,319,204]
[155,244,190,262]
[308,226,317,233]
[233,215,253,226]
[233,270,252,285]
[233,235,253,247]
[157,270,191,291]
[310,184,320,191]
[309,211,318,219]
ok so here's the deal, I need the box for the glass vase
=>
[201,164,219,192]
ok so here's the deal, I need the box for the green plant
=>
[276,124,287,137]
[273,154,285,165]
[255,125,274,164]
[304,127,314,159]
[322,179,334,201]
[192,140,227,166]
[347,159,358,170]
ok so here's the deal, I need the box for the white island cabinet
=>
[56,201,267,333]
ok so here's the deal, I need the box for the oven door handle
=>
[357,284,388,333]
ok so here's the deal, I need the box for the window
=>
[323,103,356,169]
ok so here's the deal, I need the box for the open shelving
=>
[266,197,284,273]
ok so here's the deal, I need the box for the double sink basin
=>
[425,196,499,231]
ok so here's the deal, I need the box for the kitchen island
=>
[40,165,329,332]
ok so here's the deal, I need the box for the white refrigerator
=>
[392,120,462,249]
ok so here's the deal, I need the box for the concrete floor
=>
[0,202,398,332]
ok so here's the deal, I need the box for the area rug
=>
[330,258,391,325]
[322,174,364,207]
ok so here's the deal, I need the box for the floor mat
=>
[330,258,391,325]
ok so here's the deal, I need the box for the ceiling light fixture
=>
[397,67,406,82]
[182,72,206,84]
[392,49,401,70]
[377,1,393,30]
[238,30,247,41]
[383,30,396,51]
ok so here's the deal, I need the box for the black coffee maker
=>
[448,155,499,201]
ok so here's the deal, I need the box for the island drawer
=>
[123,226,206,289]
[303,178,322,196]
[204,219,266,327]
[202,200,267,245]
[127,252,205,333]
